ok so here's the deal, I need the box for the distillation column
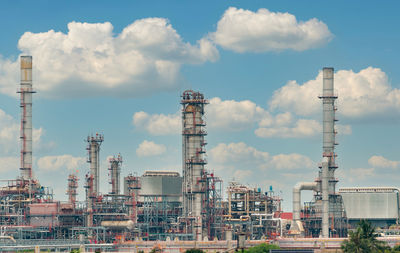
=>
[181,90,208,241]
[67,173,79,208]
[19,56,35,180]
[319,67,338,238]
[109,154,122,195]
[86,134,104,196]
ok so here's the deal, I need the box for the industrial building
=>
[1,56,400,249]
[339,187,400,228]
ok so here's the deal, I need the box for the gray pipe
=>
[321,157,329,237]
[292,182,317,232]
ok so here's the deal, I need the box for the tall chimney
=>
[320,67,337,238]
[19,56,34,180]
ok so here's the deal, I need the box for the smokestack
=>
[19,56,35,180]
[320,67,337,238]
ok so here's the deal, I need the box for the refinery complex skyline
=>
[1,1,400,213]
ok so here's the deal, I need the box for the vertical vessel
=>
[181,90,208,240]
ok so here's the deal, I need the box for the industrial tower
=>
[67,173,79,208]
[109,154,122,195]
[181,90,208,241]
[86,133,104,196]
[317,67,346,237]
[19,56,35,180]
[292,68,346,237]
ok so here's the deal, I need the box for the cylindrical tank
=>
[100,220,134,230]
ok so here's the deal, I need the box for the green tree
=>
[185,249,204,253]
[244,243,280,253]
[342,220,389,253]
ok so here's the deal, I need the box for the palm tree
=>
[342,220,389,253]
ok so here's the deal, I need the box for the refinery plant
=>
[1,56,400,251]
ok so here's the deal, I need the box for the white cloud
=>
[269,67,400,120]
[0,108,47,154]
[0,19,218,98]
[133,111,180,135]
[37,155,86,171]
[133,97,351,139]
[209,142,313,171]
[255,118,321,138]
[212,7,332,53]
[233,170,253,181]
[136,140,167,157]
[207,97,268,130]
[0,156,19,173]
[345,168,376,183]
[368,155,400,169]
[209,142,269,165]
[269,153,314,170]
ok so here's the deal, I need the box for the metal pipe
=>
[321,157,329,238]
[292,182,317,232]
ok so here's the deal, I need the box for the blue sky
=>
[1,1,400,210]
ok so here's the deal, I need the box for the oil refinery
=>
[1,56,400,252]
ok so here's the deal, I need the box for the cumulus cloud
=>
[233,170,253,181]
[269,67,400,120]
[37,155,86,171]
[0,108,48,154]
[209,142,314,171]
[209,142,269,165]
[368,155,400,169]
[207,97,268,130]
[0,19,218,98]
[212,7,332,53]
[136,140,166,157]
[255,118,321,138]
[133,97,351,138]
[133,97,271,135]
[0,156,19,173]
[269,153,313,170]
[346,168,376,183]
[133,111,180,135]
